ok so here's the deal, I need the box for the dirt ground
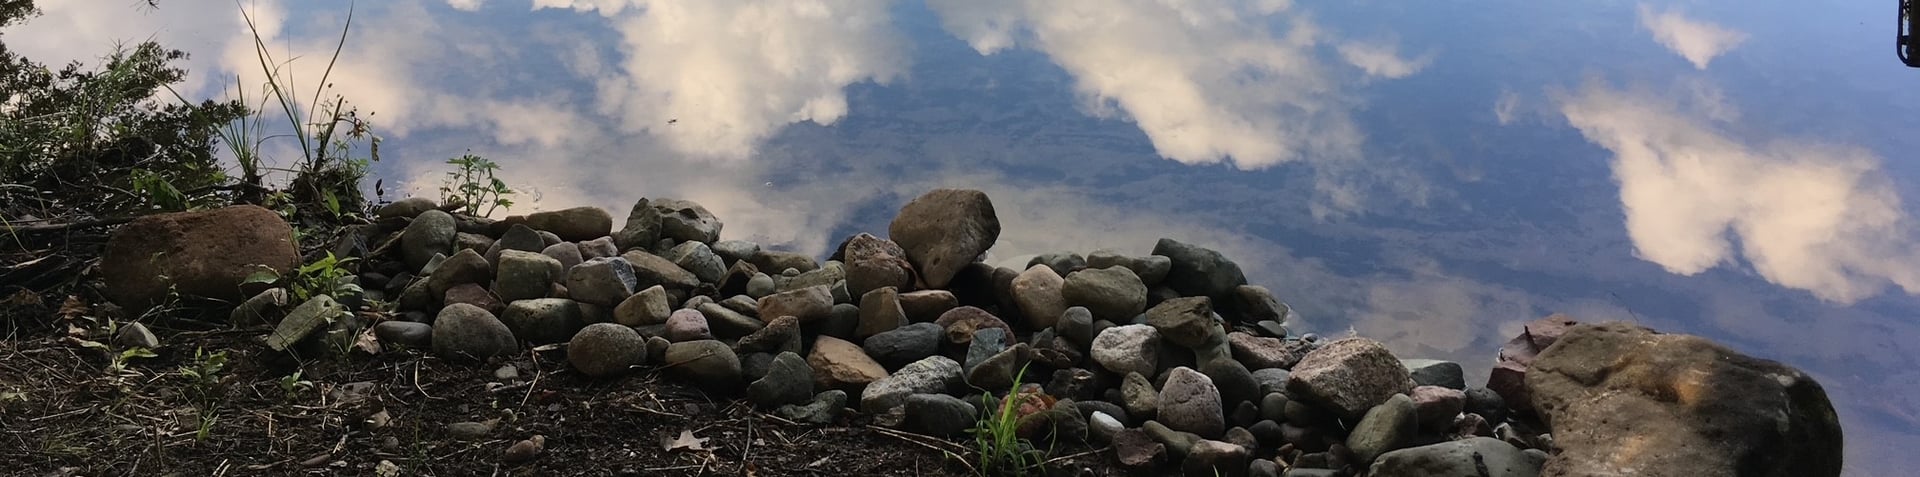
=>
[0,301,1132,477]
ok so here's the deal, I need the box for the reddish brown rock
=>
[933,306,1015,346]
[103,205,300,310]
[1486,314,1581,413]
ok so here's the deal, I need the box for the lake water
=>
[8,1,1916,473]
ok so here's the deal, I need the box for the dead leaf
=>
[662,430,708,452]
[2,289,42,307]
[353,327,381,355]
[56,295,87,319]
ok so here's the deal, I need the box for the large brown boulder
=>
[1527,322,1842,477]
[103,205,299,310]
[888,189,999,289]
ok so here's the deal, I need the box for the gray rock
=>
[860,356,962,413]
[1254,320,1289,338]
[898,290,958,322]
[1282,469,1339,477]
[1346,393,1417,465]
[746,273,776,298]
[775,390,847,425]
[524,206,612,242]
[1229,332,1312,370]
[1027,252,1086,277]
[1249,419,1284,448]
[114,322,159,349]
[1226,285,1287,324]
[1252,369,1291,396]
[758,285,833,324]
[402,210,457,272]
[696,302,765,338]
[613,285,673,326]
[620,251,701,291]
[863,322,943,370]
[711,240,760,266]
[1062,266,1148,322]
[1047,367,1099,402]
[431,304,518,361]
[751,250,818,275]
[374,321,431,348]
[1201,357,1261,410]
[1115,428,1168,467]
[1159,367,1225,438]
[612,199,661,252]
[541,242,583,271]
[1142,420,1202,458]
[1409,385,1466,432]
[856,287,907,338]
[455,232,494,254]
[1368,437,1542,477]
[664,309,712,342]
[1151,238,1247,300]
[823,303,861,340]
[1088,411,1124,444]
[376,197,437,219]
[1286,337,1415,420]
[578,236,619,260]
[1463,387,1507,424]
[1091,324,1162,377]
[736,315,802,355]
[427,249,492,298]
[963,328,1008,373]
[841,233,914,298]
[652,199,723,244]
[1183,440,1251,477]
[565,257,637,307]
[1056,306,1095,346]
[1086,250,1171,286]
[567,323,646,378]
[1146,297,1223,349]
[966,343,1028,391]
[888,189,999,288]
[445,420,497,440]
[747,351,814,408]
[663,340,742,391]
[932,306,1014,347]
[777,263,844,293]
[1122,372,1160,419]
[667,241,726,284]
[499,298,588,345]
[903,393,977,437]
[1401,359,1467,390]
[1527,322,1842,477]
[1249,458,1279,477]
[265,295,346,352]
[486,224,546,266]
[1010,264,1067,329]
[494,250,563,303]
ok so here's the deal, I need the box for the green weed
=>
[439,153,515,217]
[959,365,1048,476]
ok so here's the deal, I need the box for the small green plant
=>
[959,365,1048,476]
[277,370,313,401]
[245,252,363,304]
[107,347,158,376]
[438,153,514,217]
[178,347,228,440]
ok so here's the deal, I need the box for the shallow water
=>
[8,0,1915,473]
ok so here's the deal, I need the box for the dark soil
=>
[0,313,1127,476]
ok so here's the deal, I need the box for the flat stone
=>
[666,241,726,284]
[1229,332,1312,370]
[114,322,160,349]
[1086,249,1171,286]
[759,285,834,324]
[620,251,701,291]
[1183,440,1251,477]
[1402,359,1466,390]
[376,197,437,219]
[1410,385,1466,432]
[966,343,1029,391]
[898,290,957,322]
[860,356,962,413]
[1028,252,1086,277]
[736,315,802,355]
[374,321,431,349]
[774,390,847,425]
[751,250,818,275]
[807,335,888,391]
[565,257,637,307]
[903,393,977,437]
[1146,297,1222,349]
[863,322,942,370]
[443,283,502,315]
[1061,266,1148,322]
[1368,437,1542,477]
[1226,285,1287,324]
[1113,428,1167,467]
[541,242,583,271]
[1151,238,1247,300]
[524,206,612,242]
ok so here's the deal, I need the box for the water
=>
[9,1,1916,473]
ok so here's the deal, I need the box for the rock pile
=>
[122,190,1841,476]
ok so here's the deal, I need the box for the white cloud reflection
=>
[926,0,1419,170]
[1637,4,1747,70]
[1561,81,1920,303]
